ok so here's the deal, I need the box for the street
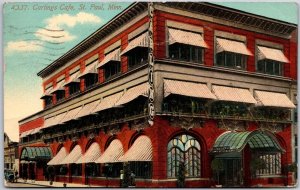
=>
[4,181,50,188]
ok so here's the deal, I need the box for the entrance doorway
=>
[219,158,242,186]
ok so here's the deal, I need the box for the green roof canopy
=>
[211,130,285,154]
[20,147,52,161]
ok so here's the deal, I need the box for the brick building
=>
[4,133,19,172]
[18,2,297,187]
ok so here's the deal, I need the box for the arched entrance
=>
[211,130,285,187]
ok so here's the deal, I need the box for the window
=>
[71,164,82,176]
[130,162,152,179]
[69,83,80,96]
[169,44,204,63]
[102,163,122,177]
[167,134,201,178]
[45,97,52,107]
[84,74,98,90]
[255,153,281,175]
[85,163,101,177]
[216,52,246,69]
[257,59,283,76]
[128,48,148,70]
[104,61,121,80]
[55,91,65,102]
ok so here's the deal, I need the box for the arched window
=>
[167,134,201,178]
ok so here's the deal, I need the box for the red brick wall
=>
[19,117,44,134]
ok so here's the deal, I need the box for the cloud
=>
[34,29,76,43]
[45,12,101,29]
[6,40,43,53]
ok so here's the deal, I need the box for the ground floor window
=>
[130,162,152,179]
[71,164,82,176]
[255,152,281,175]
[167,134,201,178]
[85,163,101,177]
[102,163,122,178]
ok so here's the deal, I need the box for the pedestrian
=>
[130,171,135,186]
[14,170,18,182]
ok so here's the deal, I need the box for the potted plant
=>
[60,165,68,187]
[211,158,224,187]
[177,161,185,188]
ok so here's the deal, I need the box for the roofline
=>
[37,2,139,77]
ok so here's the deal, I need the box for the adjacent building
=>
[4,133,19,173]
[18,2,297,187]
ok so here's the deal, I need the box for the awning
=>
[61,145,82,164]
[47,147,67,165]
[168,28,208,48]
[257,46,289,63]
[255,90,296,108]
[97,48,121,69]
[216,38,252,56]
[21,127,42,138]
[76,100,100,118]
[211,130,285,153]
[60,106,82,124]
[63,72,80,87]
[212,85,257,104]
[77,143,101,163]
[119,136,152,162]
[78,60,99,78]
[20,130,31,138]
[93,92,123,113]
[115,83,149,107]
[50,80,65,94]
[40,87,53,99]
[120,32,148,56]
[95,139,124,163]
[20,147,52,161]
[43,112,67,129]
[164,79,216,99]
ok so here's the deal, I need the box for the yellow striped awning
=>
[164,79,216,99]
[93,92,123,113]
[78,60,99,78]
[77,143,101,163]
[216,38,252,56]
[50,80,65,94]
[257,46,289,63]
[61,145,82,164]
[43,116,57,129]
[60,106,82,124]
[76,100,100,118]
[63,72,80,86]
[212,85,257,104]
[255,91,296,108]
[97,48,121,69]
[168,28,208,48]
[119,136,152,162]
[115,83,149,107]
[41,87,53,99]
[95,139,124,163]
[47,147,67,165]
[120,32,148,56]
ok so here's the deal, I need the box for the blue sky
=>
[3,2,298,141]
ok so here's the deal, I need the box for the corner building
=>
[18,2,298,187]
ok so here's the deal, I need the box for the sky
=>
[3,2,298,142]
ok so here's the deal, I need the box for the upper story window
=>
[44,97,52,107]
[64,71,80,96]
[215,37,252,70]
[97,48,121,80]
[121,32,149,70]
[41,86,53,107]
[256,46,288,76]
[51,78,65,103]
[79,59,98,90]
[168,28,207,64]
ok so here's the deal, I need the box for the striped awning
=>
[95,139,124,163]
[77,143,101,163]
[41,87,53,99]
[50,80,65,94]
[63,72,80,86]
[119,136,152,161]
[257,46,289,63]
[93,92,123,113]
[115,83,149,107]
[76,100,100,118]
[212,85,257,104]
[61,145,82,164]
[43,112,67,129]
[60,106,82,124]
[216,38,252,56]
[79,60,99,78]
[20,129,34,138]
[97,48,121,69]
[164,79,216,99]
[168,28,208,48]
[255,90,296,108]
[120,32,148,56]
[47,147,67,165]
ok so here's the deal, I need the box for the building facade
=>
[18,2,297,187]
[5,133,19,172]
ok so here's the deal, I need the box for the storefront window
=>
[71,164,82,176]
[167,134,201,178]
[86,163,101,177]
[130,162,152,179]
[169,43,204,63]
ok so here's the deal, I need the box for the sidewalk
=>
[17,178,103,187]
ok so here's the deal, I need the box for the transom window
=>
[167,134,201,178]
[257,59,283,76]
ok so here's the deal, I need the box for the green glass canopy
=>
[20,147,52,161]
[211,130,285,153]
